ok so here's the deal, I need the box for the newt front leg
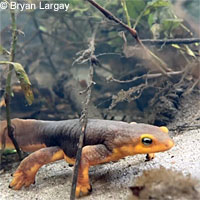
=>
[76,144,111,197]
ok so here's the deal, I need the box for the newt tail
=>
[0,118,174,197]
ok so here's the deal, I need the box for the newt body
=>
[0,118,174,197]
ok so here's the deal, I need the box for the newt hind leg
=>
[9,146,64,190]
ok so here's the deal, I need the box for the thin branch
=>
[1,9,22,165]
[108,71,183,84]
[6,10,21,159]
[0,127,6,167]
[141,38,200,45]
[96,52,121,58]
[121,0,132,28]
[70,27,97,200]
[184,78,200,95]
[86,0,137,38]
[133,4,148,29]
[109,83,147,110]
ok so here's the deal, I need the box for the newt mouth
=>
[165,139,174,150]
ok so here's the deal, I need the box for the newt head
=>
[131,124,174,154]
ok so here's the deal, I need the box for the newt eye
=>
[142,137,152,146]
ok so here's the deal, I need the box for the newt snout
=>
[165,139,174,149]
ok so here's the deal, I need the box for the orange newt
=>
[0,118,174,197]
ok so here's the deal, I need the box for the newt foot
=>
[9,170,35,190]
[145,153,155,161]
[76,183,92,197]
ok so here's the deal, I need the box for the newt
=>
[0,118,174,197]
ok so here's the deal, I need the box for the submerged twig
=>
[121,0,132,28]
[1,9,22,165]
[141,38,200,45]
[86,0,137,38]
[70,27,97,200]
[108,71,183,84]
[109,83,147,110]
